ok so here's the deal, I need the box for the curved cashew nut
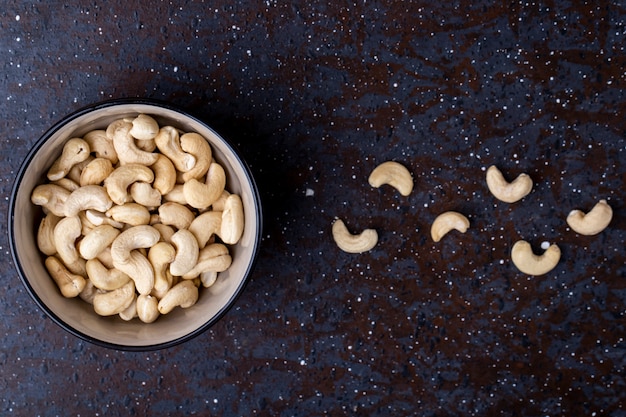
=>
[52,177,80,192]
[106,203,151,226]
[189,210,222,248]
[31,184,71,217]
[64,185,113,217]
[180,132,212,181]
[79,224,120,260]
[130,114,160,140]
[47,138,91,181]
[150,154,177,196]
[169,229,199,277]
[182,243,232,279]
[110,225,160,295]
[83,129,118,164]
[79,158,114,186]
[129,182,162,207]
[200,271,218,288]
[37,213,61,256]
[84,209,124,229]
[163,184,188,205]
[109,120,159,166]
[119,298,138,321]
[45,256,86,298]
[331,219,378,253]
[220,194,244,245]
[53,215,83,269]
[85,258,131,291]
[104,164,155,205]
[183,162,226,209]
[152,223,175,243]
[155,126,196,172]
[567,199,612,236]
[486,165,533,203]
[136,294,160,323]
[158,202,195,230]
[157,280,199,314]
[431,211,470,242]
[148,241,176,299]
[368,161,413,196]
[511,240,561,276]
[93,280,136,316]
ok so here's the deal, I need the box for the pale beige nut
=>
[189,210,222,248]
[368,161,413,196]
[486,165,533,203]
[430,211,470,242]
[182,243,232,279]
[158,202,195,230]
[64,185,113,217]
[183,162,226,209]
[136,294,160,323]
[162,184,187,205]
[31,184,71,217]
[53,215,83,270]
[79,158,114,186]
[129,182,162,207]
[83,129,118,164]
[180,132,212,181]
[150,154,177,196]
[154,126,196,172]
[85,258,131,291]
[511,240,561,276]
[169,229,200,277]
[78,279,102,305]
[110,120,159,166]
[79,224,120,260]
[157,280,199,314]
[37,213,61,256]
[220,194,244,245]
[148,241,176,299]
[93,280,136,316]
[130,114,160,140]
[566,199,613,236]
[47,138,91,181]
[52,177,80,192]
[104,164,155,205]
[119,298,138,321]
[331,219,378,253]
[45,255,86,298]
[106,203,151,226]
[110,225,160,295]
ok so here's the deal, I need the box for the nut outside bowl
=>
[9,99,263,351]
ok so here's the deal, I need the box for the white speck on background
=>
[15,15,20,21]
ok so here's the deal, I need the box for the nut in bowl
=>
[9,99,262,351]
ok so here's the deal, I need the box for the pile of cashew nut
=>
[332,161,613,276]
[31,114,244,323]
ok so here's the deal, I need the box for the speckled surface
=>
[1,1,625,415]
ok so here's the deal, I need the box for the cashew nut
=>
[150,154,177,196]
[486,165,533,203]
[83,129,118,164]
[182,243,232,279]
[53,215,83,269]
[79,224,120,260]
[189,210,222,248]
[430,211,470,242]
[163,184,187,205]
[93,280,136,316]
[220,194,244,245]
[157,280,199,314]
[31,184,71,217]
[110,120,159,166]
[37,213,61,256]
[129,114,160,140]
[79,158,114,186]
[85,258,131,291]
[47,138,91,181]
[64,185,113,217]
[183,162,226,209]
[169,229,200,277]
[106,203,151,226]
[368,161,413,196]
[84,209,124,229]
[158,202,195,230]
[136,294,160,323]
[511,240,561,276]
[52,177,80,192]
[110,225,160,295]
[199,271,218,288]
[104,164,155,205]
[119,298,138,321]
[148,241,176,299]
[45,255,86,298]
[155,126,196,172]
[331,219,378,253]
[566,199,613,236]
[180,132,212,182]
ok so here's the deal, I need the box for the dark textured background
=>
[1,1,625,415]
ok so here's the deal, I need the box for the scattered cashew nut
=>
[566,199,612,236]
[368,161,413,196]
[486,165,533,203]
[511,240,561,276]
[331,219,378,253]
[431,211,470,242]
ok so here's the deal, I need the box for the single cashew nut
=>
[169,229,200,277]
[431,211,470,242]
[220,194,244,245]
[567,199,613,236]
[129,182,162,208]
[110,225,160,295]
[368,161,413,196]
[67,156,95,184]
[130,114,160,140]
[331,219,378,253]
[110,120,159,166]
[84,209,124,229]
[64,185,113,217]
[104,164,155,205]
[85,258,131,291]
[47,138,91,181]
[189,210,222,248]
[79,158,114,186]
[180,132,212,181]
[52,177,80,192]
[136,294,160,323]
[200,271,218,288]
[511,240,561,276]
[45,256,86,298]
[183,162,226,209]
[148,241,176,299]
[155,126,196,172]
[158,202,195,230]
[486,165,533,203]
[150,154,177,196]
[83,129,118,164]
[31,184,71,217]
[93,280,136,316]
[53,215,83,269]
[182,243,232,279]
[106,203,151,226]
[37,213,61,256]
[163,184,188,205]
[157,280,199,314]
[79,224,120,260]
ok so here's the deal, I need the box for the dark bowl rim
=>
[8,98,263,352]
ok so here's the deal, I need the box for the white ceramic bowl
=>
[9,99,262,350]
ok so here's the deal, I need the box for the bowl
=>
[8,98,262,351]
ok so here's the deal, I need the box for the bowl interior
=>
[11,102,261,349]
